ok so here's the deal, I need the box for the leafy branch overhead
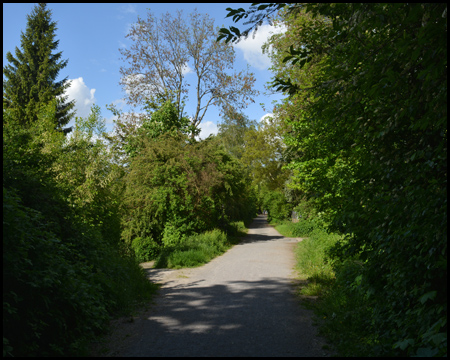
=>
[217,3,287,43]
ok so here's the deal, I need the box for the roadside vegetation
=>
[3,4,257,357]
[153,222,248,269]
[3,3,446,357]
[220,3,446,357]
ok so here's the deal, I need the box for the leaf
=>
[419,291,437,304]
[413,347,439,357]
[393,338,414,350]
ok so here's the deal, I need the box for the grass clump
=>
[285,217,379,356]
[153,222,247,269]
[295,229,341,282]
[274,217,324,238]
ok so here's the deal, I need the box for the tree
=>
[3,3,75,134]
[3,100,155,356]
[220,3,447,356]
[118,9,258,138]
[121,132,255,247]
[106,92,193,163]
[216,106,257,160]
[241,115,289,191]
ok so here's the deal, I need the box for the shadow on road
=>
[117,276,325,357]
[108,215,329,357]
[239,214,285,244]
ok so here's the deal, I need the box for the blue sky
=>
[3,3,286,138]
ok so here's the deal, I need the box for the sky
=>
[3,3,286,139]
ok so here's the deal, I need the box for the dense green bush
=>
[3,104,158,356]
[312,259,375,356]
[131,236,161,263]
[262,189,292,222]
[253,3,447,356]
[3,187,108,356]
[122,132,257,247]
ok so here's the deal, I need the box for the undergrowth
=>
[272,217,377,356]
[152,221,247,269]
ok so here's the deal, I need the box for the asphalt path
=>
[108,215,331,357]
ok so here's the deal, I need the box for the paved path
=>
[109,215,330,357]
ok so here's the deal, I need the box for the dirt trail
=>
[95,215,331,357]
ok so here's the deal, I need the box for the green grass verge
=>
[274,218,379,356]
[154,222,247,269]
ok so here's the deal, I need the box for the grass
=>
[154,221,247,269]
[271,217,377,356]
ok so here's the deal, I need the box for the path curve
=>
[104,215,330,357]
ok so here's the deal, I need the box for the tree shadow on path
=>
[118,277,327,357]
[109,215,330,357]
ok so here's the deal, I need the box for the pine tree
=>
[3,3,74,133]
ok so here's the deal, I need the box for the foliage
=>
[121,132,257,249]
[3,3,74,134]
[216,106,257,160]
[311,260,375,357]
[261,189,291,223]
[220,3,447,357]
[217,4,288,44]
[3,101,157,356]
[294,229,341,281]
[274,217,323,239]
[118,9,258,137]
[131,237,161,263]
[3,186,108,356]
[52,104,125,245]
[111,96,193,160]
[241,115,289,191]
[155,229,229,269]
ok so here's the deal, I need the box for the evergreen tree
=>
[3,3,74,134]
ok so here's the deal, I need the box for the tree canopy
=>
[3,3,74,134]
[118,9,258,138]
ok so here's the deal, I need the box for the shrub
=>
[161,223,186,248]
[3,187,109,356]
[292,219,317,237]
[131,236,161,262]
[122,133,257,246]
[263,189,291,222]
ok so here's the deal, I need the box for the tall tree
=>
[3,3,74,134]
[117,9,258,138]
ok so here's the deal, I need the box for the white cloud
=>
[65,77,97,119]
[234,24,287,70]
[197,120,218,140]
[182,63,193,76]
[259,113,274,123]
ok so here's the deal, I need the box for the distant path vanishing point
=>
[108,215,331,357]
